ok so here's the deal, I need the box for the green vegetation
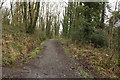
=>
[28,47,40,59]
[60,1,120,77]
[1,0,120,78]
[91,30,108,48]
[60,38,119,78]
[2,25,43,65]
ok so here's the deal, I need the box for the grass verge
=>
[2,25,46,66]
[60,38,119,78]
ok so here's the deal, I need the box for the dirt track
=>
[2,40,84,78]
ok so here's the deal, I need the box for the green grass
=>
[23,41,46,63]
[3,52,17,65]
[28,47,40,59]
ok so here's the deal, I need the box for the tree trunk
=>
[100,2,105,29]
[117,26,120,66]
[23,2,27,31]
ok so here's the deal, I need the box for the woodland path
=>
[3,40,84,78]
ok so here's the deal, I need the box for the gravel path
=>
[2,39,83,78]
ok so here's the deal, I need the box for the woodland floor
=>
[2,39,90,78]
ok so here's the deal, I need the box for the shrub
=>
[91,30,108,48]
[71,21,94,44]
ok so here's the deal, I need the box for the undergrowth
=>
[2,25,46,66]
[59,38,120,78]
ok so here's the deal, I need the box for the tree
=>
[23,2,40,34]
[2,8,10,24]
[45,2,51,38]
[0,2,4,9]
[117,1,120,66]
[62,7,69,37]
[23,2,27,31]
[63,2,100,43]
[118,24,120,66]
[100,2,105,29]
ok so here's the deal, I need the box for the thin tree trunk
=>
[100,2,105,29]
[23,2,27,31]
[26,2,33,33]
[31,2,40,33]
